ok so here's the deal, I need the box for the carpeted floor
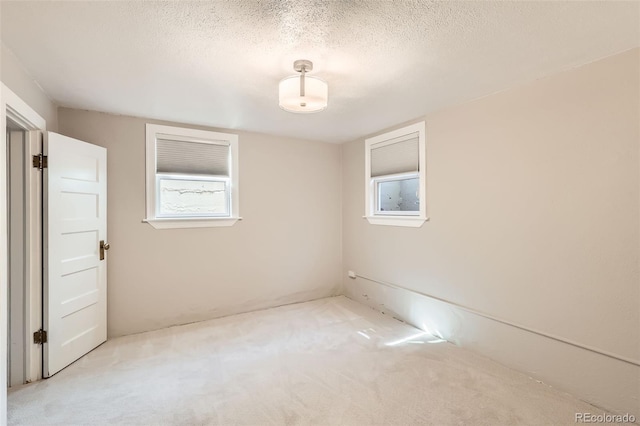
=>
[9,296,609,425]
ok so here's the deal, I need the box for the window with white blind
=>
[364,121,427,227]
[145,124,240,229]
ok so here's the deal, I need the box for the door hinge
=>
[33,329,47,345]
[32,153,48,170]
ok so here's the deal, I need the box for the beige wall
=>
[58,108,342,337]
[1,43,57,131]
[342,48,639,416]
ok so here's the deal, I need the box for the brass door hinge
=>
[33,329,47,345]
[32,153,48,170]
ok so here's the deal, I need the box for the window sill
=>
[363,215,428,228]
[143,217,241,229]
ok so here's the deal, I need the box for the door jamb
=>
[1,83,46,420]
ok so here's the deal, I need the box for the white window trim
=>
[144,123,240,229]
[364,121,427,228]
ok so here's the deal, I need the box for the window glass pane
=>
[158,178,228,216]
[377,177,419,212]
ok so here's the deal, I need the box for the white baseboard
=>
[344,277,639,419]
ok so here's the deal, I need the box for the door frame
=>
[1,83,47,420]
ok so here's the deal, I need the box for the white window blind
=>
[370,132,419,177]
[156,137,230,176]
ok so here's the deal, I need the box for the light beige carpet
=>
[9,296,611,425]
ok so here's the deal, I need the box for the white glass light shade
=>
[278,75,328,113]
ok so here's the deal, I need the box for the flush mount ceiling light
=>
[279,59,328,113]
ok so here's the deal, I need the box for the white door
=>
[44,132,107,377]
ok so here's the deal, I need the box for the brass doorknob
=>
[99,240,111,260]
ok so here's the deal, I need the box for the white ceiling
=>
[1,1,638,143]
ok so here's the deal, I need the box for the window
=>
[364,121,426,227]
[145,124,240,229]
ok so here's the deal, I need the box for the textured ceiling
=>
[1,1,639,143]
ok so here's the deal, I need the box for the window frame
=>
[364,121,427,228]
[144,123,240,229]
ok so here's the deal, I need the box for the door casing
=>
[1,83,47,422]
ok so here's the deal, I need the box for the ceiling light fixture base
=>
[293,59,313,73]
